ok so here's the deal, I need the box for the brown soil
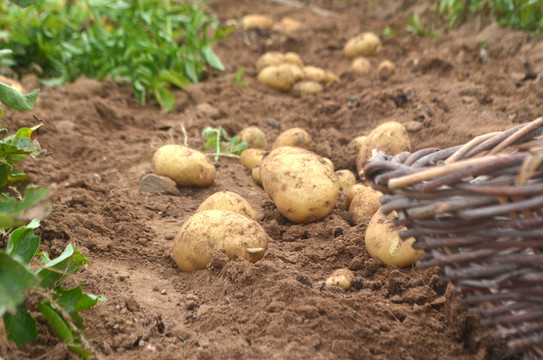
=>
[4,0,543,359]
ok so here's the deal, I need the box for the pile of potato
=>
[240,14,302,34]
[344,32,396,80]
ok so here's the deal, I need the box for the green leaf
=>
[0,186,50,229]
[9,0,36,7]
[6,219,41,264]
[155,87,175,112]
[158,70,190,89]
[201,45,224,71]
[0,252,38,316]
[183,62,198,83]
[37,244,90,289]
[37,301,73,343]
[53,285,99,329]
[3,304,38,347]
[0,83,38,111]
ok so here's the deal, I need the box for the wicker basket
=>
[364,117,543,358]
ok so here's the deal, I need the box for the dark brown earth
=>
[4,0,543,359]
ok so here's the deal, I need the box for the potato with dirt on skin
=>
[378,60,396,80]
[239,126,267,149]
[292,80,323,97]
[325,268,355,290]
[173,210,269,272]
[272,128,311,149]
[351,57,372,74]
[356,121,411,177]
[349,185,381,224]
[344,183,365,209]
[256,52,285,72]
[260,146,339,223]
[344,32,382,58]
[252,166,262,186]
[196,191,256,220]
[242,14,273,30]
[335,169,356,192]
[258,64,295,92]
[152,144,215,187]
[365,209,424,268]
[240,148,266,171]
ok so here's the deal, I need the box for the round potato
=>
[356,122,411,177]
[344,32,382,58]
[240,148,266,171]
[196,191,256,220]
[273,17,302,34]
[335,169,356,192]
[152,144,215,187]
[347,135,367,154]
[284,52,304,68]
[378,60,396,80]
[258,64,295,92]
[281,63,305,81]
[344,183,365,209]
[239,126,267,149]
[365,209,424,268]
[173,210,268,272]
[260,146,339,223]
[252,166,262,186]
[351,57,372,74]
[272,128,311,149]
[349,185,381,224]
[292,80,323,97]
[303,66,327,83]
[242,14,273,30]
[325,268,355,290]
[256,51,285,72]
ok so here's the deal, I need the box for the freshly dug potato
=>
[292,80,323,97]
[284,52,304,68]
[258,64,295,92]
[272,128,311,149]
[378,60,396,80]
[242,14,273,30]
[303,66,327,83]
[349,185,381,224]
[239,126,267,149]
[344,183,365,209]
[240,148,266,171]
[335,169,356,192]
[273,17,302,34]
[152,144,215,187]
[256,51,285,72]
[196,191,256,220]
[252,166,262,186]
[344,32,382,58]
[323,158,334,171]
[325,268,355,290]
[324,71,340,85]
[260,146,339,223]
[281,63,304,81]
[365,209,424,268]
[351,57,372,74]
[347,135,367,154]
[356,122,411,176]
[0,75,25,93]
[173,210,268,272]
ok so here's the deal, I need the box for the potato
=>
[240,148,266,171]
[281,63,305,81]
[152,144,215,187]
[272,128,311,149]
[292,80,323,97]
[344,32,382,58]
[344,183,365,209]
[196,191,256,220]
[324,71,340,85]
[378,60,396,80]
[256,51,285,72]
[323,157,334,171]
[260,146,339,223]
[273,17,302,34]
[239,126,267,149]
[349,185,381,224]
[351,57,372,74]
[325,268,355,290]
[242,14,273,30]
[347,135,367,154]
[365,209,424,268]
[335,169,356,192]
[0,75,25,93]
[173,210,268,272]
[258,64,295,92]
[284,52,304,68]
[303,66,327,83]
[356,121,411,177]
[252,166,262,186]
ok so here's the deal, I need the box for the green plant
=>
[406,13,439,37]
[380,26,396,37]
[231,67,246,90]
[202,126,248,161]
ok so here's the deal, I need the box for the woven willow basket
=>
[364,117,543,358]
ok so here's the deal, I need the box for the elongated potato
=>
[152,144,215,187]
[273,128,311,149]
[303,66,327,83]
[344,32,382,58]
[349,185,381,224]
[196,191,256,220]
[240,148,266,171]
[242,14,273,30]
[260,146,339,223]
[258,64,295,92]
[173,210,269,272]
[239,126,267,149]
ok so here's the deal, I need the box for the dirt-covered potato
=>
[292,80,323,97]
[356,122,411,177]
[347,135,367,154]
[240,148,266,171]
[260,146,339,223]
[344,32,382,58]
[365,209,424,268]
[349,185,381,224]
[284,52,304,68]
[272,128,311,149]
[258,64,295,92]
[303,66,327,83]
[273,17,302,34]
[252,166,262,186]
[325,268,355,290]
[152,144,215,187]
[196,191,256,220]
[256,51,285,72]
[242,14,273,30]
[335,169,356,192]
[378,60,396,80]
[173,210,268,272]
[344,183,365,209]
[351,57,372,74]
[239,126,267,149]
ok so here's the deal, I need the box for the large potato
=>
[239,126,267,149]
[349,185,381,224]
[356,122,411,177]
[344,32,382,58]
[365,209,424,268]
[196,191,256,220]
[260,146,339,223]
[240,148,266,171]
[152,144,215,187]
[258,64,295,92]
[272,128,311,149]
[173,210,269,272]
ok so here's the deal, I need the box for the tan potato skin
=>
[283,52,304,68]
[258,65,295,92]
[252,166,262,186]
[196,191,256,220]
[302,66,327,83]
[349,185,381,224]
[292,81,323,97]
[240,148,266,171]
[344,32,382,58]
[272,128,311,149]
[347,135,367,154]
[239,126,267,149]
[260,146,339,223]
[325,268,355,290]
[351,57,372,74]
[256,52,285,72]
[335,169,356,192]
[378,60,396,80]
[152,144,215,187]
[242,14,273,30]
[344,184,365,209]
[173,210,269,272]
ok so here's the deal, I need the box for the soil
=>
[4,0,543,359]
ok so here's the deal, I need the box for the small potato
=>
[252,166,262,186]
[356,122,411,177]
[273,128,311,149]
[344,32,382,58]
[273,17,302,34]
[351,57,372,74]
[325,268,355,290]
[281,63,304,81]
[239,126,267,149]
[344,184,365,209]
[347,135,367,154]
[0,75,25,93]
[292,80,323,97]
[242,14,273,30]
[260,146,339,223]
[335,169,356,192]
[365,209,424,268]
[173,210,269,272]
[256,51,285,73]
[303,66,327,83]
[258,65,295,92]
[152,144,215,187]
[196,191,256,220]
[378,60,396,80]
[324,71,340,85]
[284,52,304,68]
[349,185,381,224]
[240,148,266,171]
